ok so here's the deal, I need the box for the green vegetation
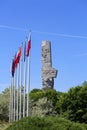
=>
[30,82,87,123]
[0,88,9,121]
[6,116,87,130]
[1,81,87,129]
[57,82,87,123]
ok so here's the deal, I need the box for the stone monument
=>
[42,41,57,90]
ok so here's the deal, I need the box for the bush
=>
[6,116,87,130]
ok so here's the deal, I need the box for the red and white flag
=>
[26,35,31,57]
[15,46,22,65]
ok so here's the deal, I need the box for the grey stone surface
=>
[42,41,57,90]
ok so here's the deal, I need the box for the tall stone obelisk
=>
[42,41,57,90]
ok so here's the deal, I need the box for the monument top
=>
[42,40,51,46]
[41,40,57,90]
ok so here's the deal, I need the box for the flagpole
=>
[16,63,20,121]
[13,74,15,121]
[19,60,21,120]
[15,66,18,121]
[25,32,31,117]
[10,58,15,122]
[26,31,31,117]
[9,75,12,122]
[16,65,18,121]
[23,54,27,118]
[9,82,11,123]
[19,46,23,120]
[12,77,14,122]
[27,51,31,117]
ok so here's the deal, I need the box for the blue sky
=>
[0,0,87,92]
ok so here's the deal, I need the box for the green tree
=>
[0,88,9,121]
[58,83,87,123]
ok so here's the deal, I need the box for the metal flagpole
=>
[26,32,31,117]
[19,58,22,120]
[15,70,17,121]
[9,75,12,123]
[13,68,17,122]
[27,52,30,117]
[23,51,27,118]
[12,77,14,122]
[16,63,20,121]
[9,83,11,123]
[19,45,23,120]
[13,74,15,121]
[10,59,15,122]
[16,66,18,121]
[15,66,18,121]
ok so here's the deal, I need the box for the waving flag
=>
[15,47,22,64]
[14,53,17,69]
[26,35,31,57]
[11,53,17,77]
[11,59,15,77]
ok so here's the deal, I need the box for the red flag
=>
[14,53,17,70]
[15,47,22,65]
[11,47,22,77]
[26,36,31,57]
[11,53,17,77]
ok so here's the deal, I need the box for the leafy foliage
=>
[30,83,87,123]
[6,116,87,130]
[1,81,87,124]
[57,83,87,123]
[0,88,9,121]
